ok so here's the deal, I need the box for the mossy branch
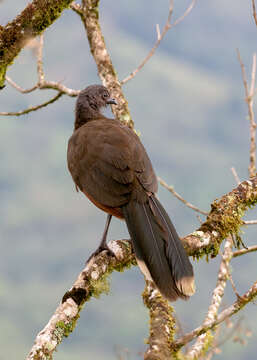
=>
[27,240,135,360]
[27,175,257,359]
[0,0,74,88]
[182,176,257,258]
[142,281,177,360]
[79,0,134,127]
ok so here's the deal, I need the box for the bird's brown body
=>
[68,118,157,217]
[67,85,195,301]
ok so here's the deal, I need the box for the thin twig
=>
[0,92,63,116]
[205,318,243,360]
[172,0,197,27]
[38,81,79,95]
[237,50,257,178]
[231,167,240,185]
[228,271,241,299]
[158,176,208,215]
[186,237,233,359]
[6,76,38,94]
[2,34,79,116]
[233,244,257,258]
[120,0,196,85]
[175,280,257,349]
[243,219,257,225]
[252,0,257,27]
[37,34,44,84]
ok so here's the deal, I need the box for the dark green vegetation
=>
[0,1,257,359]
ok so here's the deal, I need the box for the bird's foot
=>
[86,244,116,264]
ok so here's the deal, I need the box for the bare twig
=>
[243,220,257,225]
[158,176,208,215]
[38,81,79,95]
[1,34,79,117]
[233,244,257,258]
[205,318,243,360]
[37,34,44,84]
[228,271,241,299]
[172,0,197,27]
[0,92,63,116]
[121,0,196,85]
[186,237,233,359]
[252,0,257,27]
[231,167,241,185]
[237,50,257,178]
[6,76,38,94]
[175,280,257,349]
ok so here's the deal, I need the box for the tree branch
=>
[0,0,74,88]
[233,244,257,258]
[158,176,208,215]
[185,237,233,359]
[0,92,63,116]
[5,76,38,94]
[175,280,257,350]
[120,0,196,85]
[26,175,257,358]
[26,240,135,360]
[78,0,133,127]
[252,0,257,27]
[237,50,257,178]
[1,34,79,116]
[182,176,257,258]
[142,281,176,360]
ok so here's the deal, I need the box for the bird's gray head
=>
[74,85,117,130]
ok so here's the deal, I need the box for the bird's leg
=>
[86,214,116,262]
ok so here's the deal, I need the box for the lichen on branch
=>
[0,0,74,88]
[80,0,134,127]
[182,177,257,258]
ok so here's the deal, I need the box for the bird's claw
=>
[86,244,116,264]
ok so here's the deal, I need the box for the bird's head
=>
[75,85,117,129]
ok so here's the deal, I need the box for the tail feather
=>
[122,195,195,301]
[150,196,195,297]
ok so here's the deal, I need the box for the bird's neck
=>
[74,111,109,130]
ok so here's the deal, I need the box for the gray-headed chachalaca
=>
[67,85,195,301]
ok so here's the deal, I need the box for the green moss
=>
[89,274,110,299]
[55,320,75,339]
[0,0,73,87]
[196,181,257,259]
[0,66,7,89]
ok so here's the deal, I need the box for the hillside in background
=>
[0,1,257,359]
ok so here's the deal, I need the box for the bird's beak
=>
[107,98,118,105]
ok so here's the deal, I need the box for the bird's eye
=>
[103,93,109,98]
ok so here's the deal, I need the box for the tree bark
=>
[0,0,74,88]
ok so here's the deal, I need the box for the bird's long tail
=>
[122,195,195,301]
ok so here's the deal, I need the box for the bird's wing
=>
[67,119,158,208]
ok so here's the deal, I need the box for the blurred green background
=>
[0,0,257,359]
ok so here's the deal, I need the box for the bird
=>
[67,84,195,301]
